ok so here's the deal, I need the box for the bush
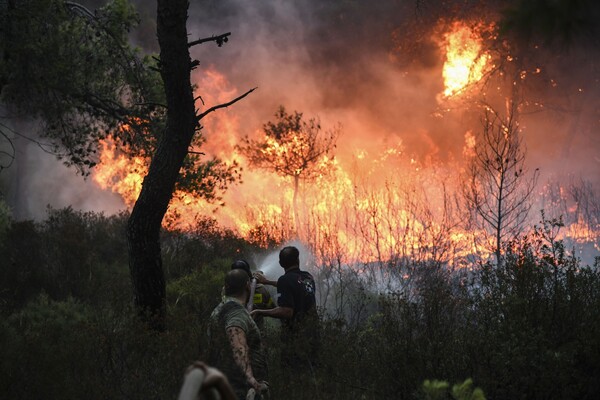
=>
[466,218,600,399]
[1,208,599,399]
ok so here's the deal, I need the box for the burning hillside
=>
[94,5,599,265]
[4,1,594,266]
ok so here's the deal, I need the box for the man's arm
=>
[251,306,293,320]
[226,326,262,391]
[253,272,277,287]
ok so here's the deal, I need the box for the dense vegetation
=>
[0,205,599,399]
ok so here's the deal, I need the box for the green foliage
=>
[1,208,599,399]
[175,150,243,206]
[162,216,253,279]
[1,0,163,175]
[422,379,450,400]
[0,207,130,312]
[421,378,486,400]
[0,196,10,241]
[0,219,45,312]
[0,293,204,400]
[466,215,600,399]
[451,379,485,400]
[167,263,227,322]
[1,0,242,202]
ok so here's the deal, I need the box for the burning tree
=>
[462,103,539,265]
[237,106,339,233]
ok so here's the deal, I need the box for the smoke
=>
[187,0,452,161]
[252,240,315,280]
[185,0,599,181]
[0,120,126,220]
[2,0,598,222]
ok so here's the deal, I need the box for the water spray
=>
[247,277,257,312]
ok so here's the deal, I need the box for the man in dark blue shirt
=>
[251,246,319,371]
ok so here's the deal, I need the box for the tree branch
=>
[134,102,168,109]
[188,32,231,48]
[0,128,16,170]
[197,87,257,121]
[64,2,95,19]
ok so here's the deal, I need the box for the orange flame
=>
[442,21,492,97]
[93,139,145,208]
[92,66,598,266]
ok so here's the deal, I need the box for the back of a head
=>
[231,259,252,278]
[224,269,250,297]
[279,246,300,269]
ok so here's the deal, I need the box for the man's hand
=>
[257,381,269,392]
[253,271,267,284]
[251,306,293,320]
[250,309,262,320]
[253,271,277,286]
[248,376,269,392]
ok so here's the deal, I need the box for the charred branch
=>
[196,87,257,121]
[188,32,231,48]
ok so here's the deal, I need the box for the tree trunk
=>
[126,0,195,329]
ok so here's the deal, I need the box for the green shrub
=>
[1,208,599,399]
[421,378,485,400]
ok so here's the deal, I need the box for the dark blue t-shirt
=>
[276,268,316,327]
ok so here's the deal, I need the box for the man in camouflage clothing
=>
[208,269,269,399]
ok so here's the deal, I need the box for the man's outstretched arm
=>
[226,327,266,391]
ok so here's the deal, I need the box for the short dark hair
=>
[224,269,249,296]
[231,259,252,277]
[279,246,300,269]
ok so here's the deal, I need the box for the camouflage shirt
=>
[207,298,268,398]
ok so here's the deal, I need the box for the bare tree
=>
[462,103,539,265]
[237,106,339,232]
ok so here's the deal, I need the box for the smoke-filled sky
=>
[1,0,599,221]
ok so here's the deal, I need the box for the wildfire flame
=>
[441,21,492,97]
[92,51,598,268]
[94,139,145,208]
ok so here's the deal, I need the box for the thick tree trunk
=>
[127,0,195,329]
